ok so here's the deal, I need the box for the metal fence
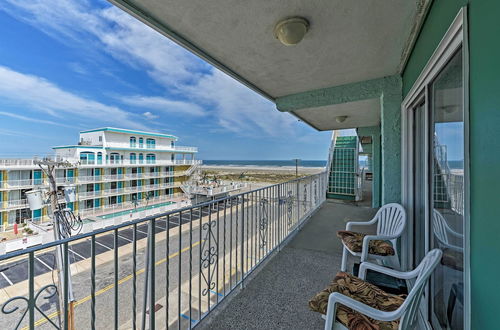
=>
[0,172,327,330]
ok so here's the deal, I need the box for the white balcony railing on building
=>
[6,199,29,208]
[75,159,201,166]
[78,191,101,199]
[55,177,76,184]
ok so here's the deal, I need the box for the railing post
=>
[277,184,282,251]
[240,196,245,289]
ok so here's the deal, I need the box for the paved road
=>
[0,192,302,330]
[0,200,242,289]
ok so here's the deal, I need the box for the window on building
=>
[146,154,156,164]
[139,153,144,164]
[130,153,136,164]
[110,153,120,164]
[146,138,156,149]
[99,136,103,142]
[139,137,144,148]
[80,152,95,165]
[130,136,136,148]
[97,152,103,164]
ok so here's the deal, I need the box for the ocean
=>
[203,160,327,168]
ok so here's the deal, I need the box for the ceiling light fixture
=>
[274,17,309,46]
[336,115,348,123]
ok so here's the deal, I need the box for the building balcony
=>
[0,172,332,329]
[104,143,198,153]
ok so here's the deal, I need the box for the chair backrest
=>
[398,249,443,329]
[375,203,407,237]
[432,209,450,245]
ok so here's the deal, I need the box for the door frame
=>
[401,6,469,330]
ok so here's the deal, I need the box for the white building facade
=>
[0,128,200,230]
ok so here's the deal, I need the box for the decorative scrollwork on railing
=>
[201,219,218,296]
[259,198,269,248]
[287,190,294,228]
[2,284,60,329]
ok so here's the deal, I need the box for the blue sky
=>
[0,0,331,160]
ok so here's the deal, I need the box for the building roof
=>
[79,127,178,139]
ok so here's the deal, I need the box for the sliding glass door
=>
[429,49,464,330]
[404,45,466,329]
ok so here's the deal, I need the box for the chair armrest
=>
[446,226,464,240]
[360,235,399,263]
[358,261,419,281]
[325,292,401,326]
[346,218,377,231]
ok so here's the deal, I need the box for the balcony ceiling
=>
[110,0,421,129]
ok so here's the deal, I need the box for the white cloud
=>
[0,65,149,130]
[0,0,303,138]
[121,95,206,117]
[142,111,159,120]
[0,111,75,128]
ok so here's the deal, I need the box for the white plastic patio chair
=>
[324,249,443,330]
[432,209,463,253]
[340,203,406,271]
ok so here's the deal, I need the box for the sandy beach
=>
[200,165,325,184]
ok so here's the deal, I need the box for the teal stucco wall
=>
[277,76,402,205]
[403,0,500,328]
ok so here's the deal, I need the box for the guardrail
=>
[0,172,326,329]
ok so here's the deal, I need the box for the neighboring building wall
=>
[402,1,500,328]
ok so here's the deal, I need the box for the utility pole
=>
[34,158,76,330]
[292,158,300,178]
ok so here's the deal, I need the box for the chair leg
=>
[341,247,348,272]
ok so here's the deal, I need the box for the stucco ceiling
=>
[293,98,381,131]
[111,0,419,99]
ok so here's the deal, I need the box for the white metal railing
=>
[103,174,125,181]
[78,191,102,199]
[5,179,36,187]
[101,188,125,196]
[0,159,36,167]
[125,173,144,179]
[55,177,76,184]
[6,199,29,208]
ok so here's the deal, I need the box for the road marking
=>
[117,234,133,243]
[27,239,202,329]
[94,240,112,250]
[136,228,148,235]
[0,271,13,286]
[35,256,54,271]
[69,249,86,260]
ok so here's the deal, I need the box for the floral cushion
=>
[337,230,395,256]
[309,272,405,330]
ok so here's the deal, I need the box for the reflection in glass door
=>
[430,49,464,329]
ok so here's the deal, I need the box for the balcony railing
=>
[0,172,326,330]
[6,199,29,208]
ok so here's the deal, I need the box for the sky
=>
[0,0,332,161]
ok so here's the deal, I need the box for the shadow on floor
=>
[198,200,377,330]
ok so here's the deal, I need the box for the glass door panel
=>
[430,49,464,329]
[412,102,427,268]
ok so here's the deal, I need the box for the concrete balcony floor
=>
[199,198,377,329]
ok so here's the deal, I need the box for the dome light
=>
[274,17,309,46]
